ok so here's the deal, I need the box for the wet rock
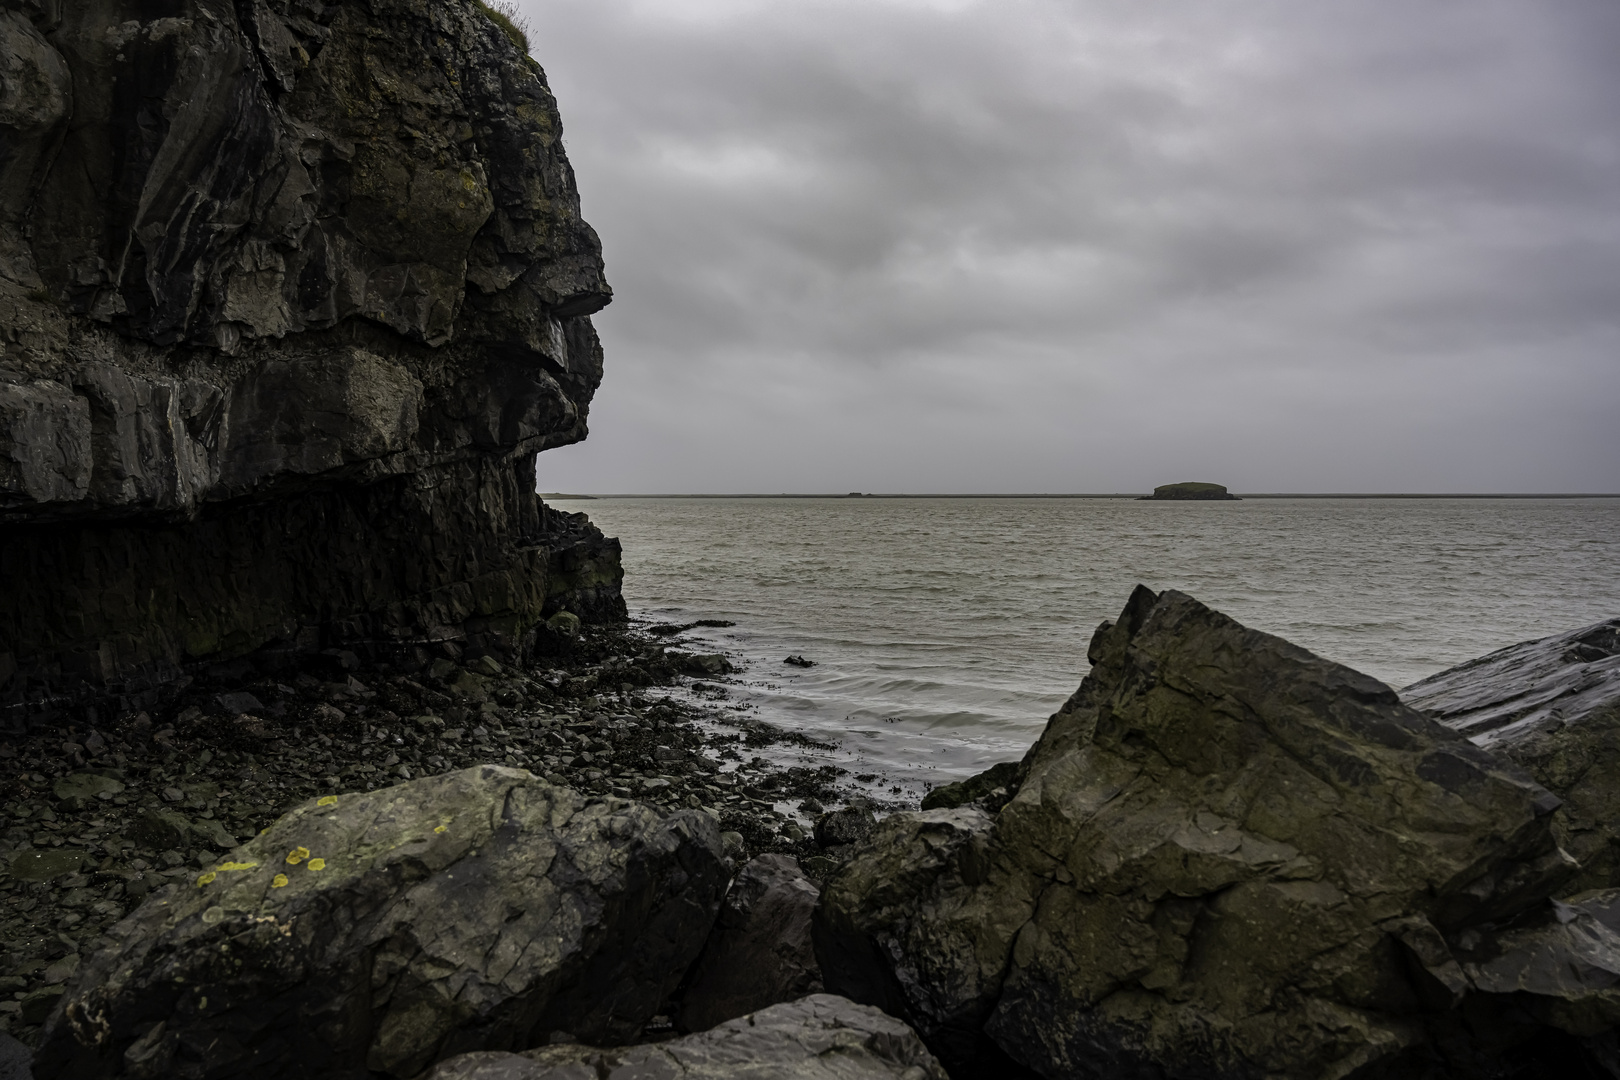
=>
[423,995,947,1080]
[919,761,1018,812]
[812,806,875,850]
[34,766,727,1080]
[784,655,816,668]
[677,855,824,1032]
[1404,617,1620,893]
[815,587,1591,1079]
[673,653,734,677]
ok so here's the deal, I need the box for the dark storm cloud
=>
[518,0,1620,492]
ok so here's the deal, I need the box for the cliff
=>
[0,0,624,729]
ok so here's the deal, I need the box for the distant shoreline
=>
[547,492,1620,500]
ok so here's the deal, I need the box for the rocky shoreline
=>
[3,594,1618,1079]
[0,621,884,1049]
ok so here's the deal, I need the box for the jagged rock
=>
[677,855,824,1033]
[0,0,624,724]
[33,765,728,1080]
[813,806,875,850]
[919,761,1018,812]
[815,587,1613,1079]
[422,995,949,1080]
[1404,617,1620,893]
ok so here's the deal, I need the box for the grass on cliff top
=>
[476,0,529,55]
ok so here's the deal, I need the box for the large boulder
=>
[32,765,728,1080]
[676,855,824,1033]
[1403,617,1620,893]
[815,587,1617,1078]
[422,995,949,1080]
[0,0,624,728]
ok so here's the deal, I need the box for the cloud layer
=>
[519,0,1620,492]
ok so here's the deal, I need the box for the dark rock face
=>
[0,1032,30,1080]
[815,587,1619,1079]
[423,995,950,1080]
[1139,482,1240,501]
[1404,617,1620,894]
[0,0,621,724]
[676,854,824,1034]
[33,765,728,1079]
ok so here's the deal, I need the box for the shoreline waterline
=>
[571,495,1620,788]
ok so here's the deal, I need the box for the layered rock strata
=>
[1404,617,1620,894]
[0,0,621,727]
[33,765,729,1079]
[815,587,1620,1078]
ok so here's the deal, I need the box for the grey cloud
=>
[520,0,1620,492]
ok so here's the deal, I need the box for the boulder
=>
[422,995,948,1080]
[813,806,876,850]
[33,765,728,1080]
[919,761,1018,812]
[674,653,734,677]
[815,587,1613,1078]
[677,855,824,1033]
[1404,617,1620,893]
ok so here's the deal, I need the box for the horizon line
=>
[541,492,1620,501]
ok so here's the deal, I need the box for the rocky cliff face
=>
[0,0,623,727]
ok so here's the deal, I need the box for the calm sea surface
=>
[570,497,1620,798]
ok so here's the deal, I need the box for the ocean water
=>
[570,497,1620,798]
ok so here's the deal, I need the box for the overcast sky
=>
[517,0,1620,494]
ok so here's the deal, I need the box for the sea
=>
[569,496,1620,804]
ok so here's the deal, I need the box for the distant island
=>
[1139,482,1242,501]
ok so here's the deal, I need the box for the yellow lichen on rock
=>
[271,874,289,888]
[196,872,216,886]
[217,861,259,872]
[286,846,310,865]
[308,858,326,871]
[318,796,339,807]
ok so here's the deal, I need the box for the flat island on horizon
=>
[1139,481,1243,501]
